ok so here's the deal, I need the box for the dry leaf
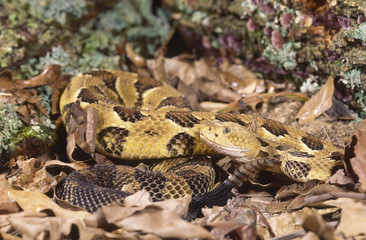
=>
[163,56,197,86]
[325,198,366,238]
[265,211,302,237]
[7,187,91,219]
[302,214,335,240]
[8,216,100,240]
[0,175,94,239]
[301,231,322,240]
[326,169,354,185]
[7,158,52,193]
[0,69,13,92]
[0,201,20,214]
[220,64,261,95]
[125,43,146,67]
[87,191,213,239]
[147,56,241,108]
[44,159,89,171]
[64,102,99,162]
[201,206,227,224]
[0,175,20,214]
[194,58,221,83]
[198,101,229,112]
[286,184,347,211]
[296,76,334,124]
[0,212,47,235]
[209,207,257,240]
[347,120,366,192]
[210,221,252,240]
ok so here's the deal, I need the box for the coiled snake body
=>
[58,70,344,212]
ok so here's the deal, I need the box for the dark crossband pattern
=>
[135,75,163,93]
[134,76,164,107]
[166,111,200,128]
[77,86,110,104]
[166,132,195,156]
[257,150,270,158]
[83,70,117,91]
[289,151,315,158]
[157,96,191,110]
[215,114,248,127]
[97,127,129,156]
[275,145,292,151]
[83,70,125,105]
[262,119,289,137]
[113,106,144,123]
[330,151,343,161]
[258,138,270,147]
[301,135,324,150]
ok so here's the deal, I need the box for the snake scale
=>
[58,69,344,213]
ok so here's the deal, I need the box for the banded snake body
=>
[58,70,344,213]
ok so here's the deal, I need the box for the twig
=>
[305,192,366,204]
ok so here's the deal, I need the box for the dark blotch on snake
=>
[166,132,195,156]
[262,120,289,137]
[97,127,129,156]
[77,86,109,104]
[156,96,191,110]
[113,106,144,123]
[166,111,200,128]
[301,135,324,151]
[215,114,248,127]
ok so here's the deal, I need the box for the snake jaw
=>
[200,131,250,160]
[200,121,262,162]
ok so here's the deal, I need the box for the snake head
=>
[200,121,261,162]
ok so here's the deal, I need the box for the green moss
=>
[0,104,24,154]
[13,124,55,147]
[263,42,300,70]
[0,102,56,157]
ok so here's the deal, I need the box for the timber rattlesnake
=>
[58,70,344,212]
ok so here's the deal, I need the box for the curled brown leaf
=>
[296,76,334,125]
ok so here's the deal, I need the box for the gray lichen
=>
[263,42,300,70]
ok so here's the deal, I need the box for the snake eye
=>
[223,127,231,134]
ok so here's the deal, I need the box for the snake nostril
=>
[214,133,218,137]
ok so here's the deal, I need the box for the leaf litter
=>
[0,54,364,240]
